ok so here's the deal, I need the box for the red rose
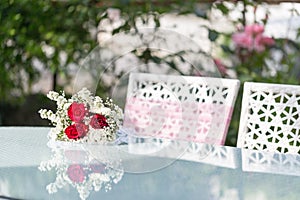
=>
[65,123,89,140]
[68,102,87,122]
[67,164,85,183]
[90,114,108,129]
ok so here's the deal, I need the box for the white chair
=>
[237,82,300,154]
[123,73,240,149]
[242,148,300,176]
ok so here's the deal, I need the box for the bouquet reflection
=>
[38,141,124,200]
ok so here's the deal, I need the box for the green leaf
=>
[215,3,229,15]
[9,28,16,36]
[194,7,207,19]
[208,29,219,42]
[221,45,233,54]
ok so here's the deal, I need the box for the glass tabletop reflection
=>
[0,127,299,200]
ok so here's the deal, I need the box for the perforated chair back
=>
[237,82,300,154]
[124,73,240,145]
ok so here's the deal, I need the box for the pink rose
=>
[254,35,275,52]
[67,164,85,183]
[68,102,87,122]
[90,114,109,129]
[260,36,275,46]
[232,32,253,50]
[254,35,266,52]
[233,23,274,53]
[245,24,264,35]
[65,123,89,140]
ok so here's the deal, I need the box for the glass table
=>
[0,127,299,200]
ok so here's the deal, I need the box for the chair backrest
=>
[237,82,300,154]
[123,73,240,145]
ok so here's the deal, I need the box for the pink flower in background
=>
[213,59,227,76]
[245,24,264,35]
[254,35,266,52]
[232,32,253,50]
[232,23,275,53]
[259,35,275,46]
[254,35,275,52]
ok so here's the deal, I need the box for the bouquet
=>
[39,88,124,144]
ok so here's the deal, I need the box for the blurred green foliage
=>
[0,0,202,103]
[0,0,103,102]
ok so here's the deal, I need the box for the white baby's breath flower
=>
[45,110,58,122]
[48,114,57,123]
[94,96,103,103]
[100,107,111,115]
[90,173,110,182]
[46,110,54,118]
[89,106,102,114]
[57,96,67,107]
[46,183,58,194]
[77,185,91,200]
[76,88,93,103]
[89,101,104,113]
[48,127,60,140]
[78,87,92,97]
[63,102,72,110]
[39,109,48,119]
[55,122,64,131]
[47,91,59,101]
[38,161,48,171]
